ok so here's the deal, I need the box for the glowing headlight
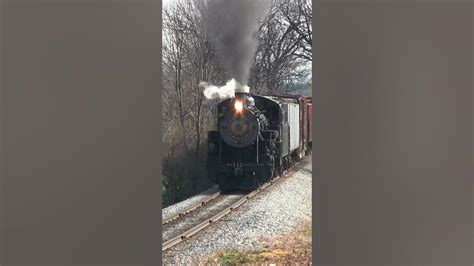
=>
[234,100,243,112]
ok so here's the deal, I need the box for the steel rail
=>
[162,191,221,225]
[162,175,282,252]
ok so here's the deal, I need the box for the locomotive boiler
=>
[207,92,312,191]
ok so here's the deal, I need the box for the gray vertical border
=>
[158,0,163,264]
[0,1,5,263]
[1,0,162,264]
[313,0,472,265]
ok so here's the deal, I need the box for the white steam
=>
[200,78,250,100]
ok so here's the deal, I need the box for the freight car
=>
[207,91,312,191]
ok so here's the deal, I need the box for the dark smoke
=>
[203,0,270,88]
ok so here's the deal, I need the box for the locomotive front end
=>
[219,93,260,148]
[207,93,280,192]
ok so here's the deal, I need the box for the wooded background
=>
[162,0,312,207]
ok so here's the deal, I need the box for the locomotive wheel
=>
[276,157,284,176]
[276,159,283,176]
[268,157,275,180]
[260,157,275,183]
[269,157,275,179]
[283,156,290,170]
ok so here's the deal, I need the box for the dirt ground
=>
[203,220,312,265]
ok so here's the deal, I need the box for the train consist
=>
[207,91,312,191]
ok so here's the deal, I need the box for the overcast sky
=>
[163,0,172,8]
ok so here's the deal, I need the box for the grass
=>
[301,227,312,237]
[219,252,252,264]
[206,221,312,265]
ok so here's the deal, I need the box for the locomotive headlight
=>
[234,100,243,112]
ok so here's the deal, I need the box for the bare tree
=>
[162,0,226,203]
[163,3,190,152]
[279,0,312,61]
[249,0,311,94]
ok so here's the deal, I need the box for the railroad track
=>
[161,157,309,253]
[162,191,221,225]
[162,171,290,252]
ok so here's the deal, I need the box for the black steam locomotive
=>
[207,92,312,191]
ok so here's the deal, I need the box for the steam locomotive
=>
[207,91,312,191]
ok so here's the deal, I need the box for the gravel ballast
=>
[163,194,243,243]
[162,155,312,265]
[162,185,219,221]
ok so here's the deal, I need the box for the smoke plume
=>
[202,0,270,96]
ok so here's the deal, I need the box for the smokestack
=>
[233,79,250,94]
